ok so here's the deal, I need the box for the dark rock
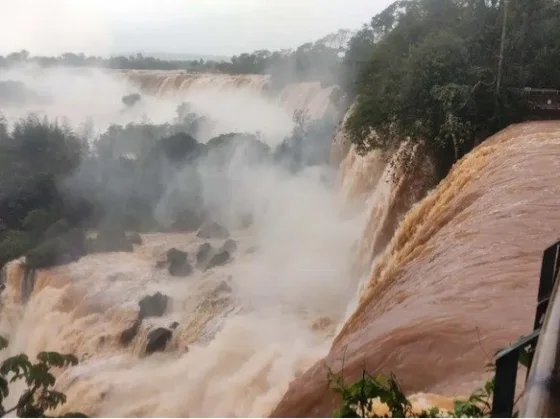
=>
[196,243,213,267]
[220,239,238,254]
[197,222,230,240]
[122,93,141,107]
[145,327,173,354]
[169,261,193,277]
[120,318,141,346]
[167,248,187,265]
[171,210,203,232]
[166,248,192,277]
[169,321,179,330]
[205,251,231,270]
[139,292,169,319]
[127,232,143,245]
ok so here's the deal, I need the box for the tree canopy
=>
[342,0,560,174]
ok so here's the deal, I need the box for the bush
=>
[0,336,86,417]
[329,370,494,418]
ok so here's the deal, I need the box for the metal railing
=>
[491,239,560,417]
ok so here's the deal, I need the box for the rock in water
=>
[166,248,192,277]
[145,327,173,354]
[120,318,142,346]
[139,292,169,318]
[122,93,141,107]
[220,239,238,254]
[205,250,231,270]
[197,222,230,239]
[196,243,213,268]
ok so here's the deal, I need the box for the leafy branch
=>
[0,336,86,418]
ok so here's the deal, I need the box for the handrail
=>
[519,268,560,417]
[491,239,560,417]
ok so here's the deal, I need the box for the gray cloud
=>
[0,0,393,57]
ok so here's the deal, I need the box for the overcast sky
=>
[0,0,393,58]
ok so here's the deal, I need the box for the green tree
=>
[0,337,86,417]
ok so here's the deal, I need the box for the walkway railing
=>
[491,239,560,417]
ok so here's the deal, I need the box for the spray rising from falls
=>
[0,67,342,144]
[0,69,444,417]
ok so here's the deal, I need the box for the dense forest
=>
[342,0,560,175]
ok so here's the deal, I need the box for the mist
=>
[0,62,367,417]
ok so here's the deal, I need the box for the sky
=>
[0,0,393,58]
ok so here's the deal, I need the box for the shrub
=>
[0,336,86,417]
[329,370,494,418]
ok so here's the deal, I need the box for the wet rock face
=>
[120,292,170,346]
[122,93,141,107]
[196,243,213,268]
[145,327,173,354]
[220,239,238,254]
[120,318,142,346]
[205,251,231,270]
[139,292,169,319]
[196,239,237,271]
[196,222,230,240]
[166,248,192,277]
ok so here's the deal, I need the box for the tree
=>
[342,0,558,177]
[0,336,86,417]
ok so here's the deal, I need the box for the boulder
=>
[122,93,141,107]
[196,243,213,268]
[220,239,238,254]
[120,318,141,346]
[166,248,192,277]
[205,250,231,270]
[145,327,173,354]
[197,222,229,240]
[139,292,169,319]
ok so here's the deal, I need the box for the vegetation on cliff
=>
[343,0,560,176]
[330,369,495,418]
